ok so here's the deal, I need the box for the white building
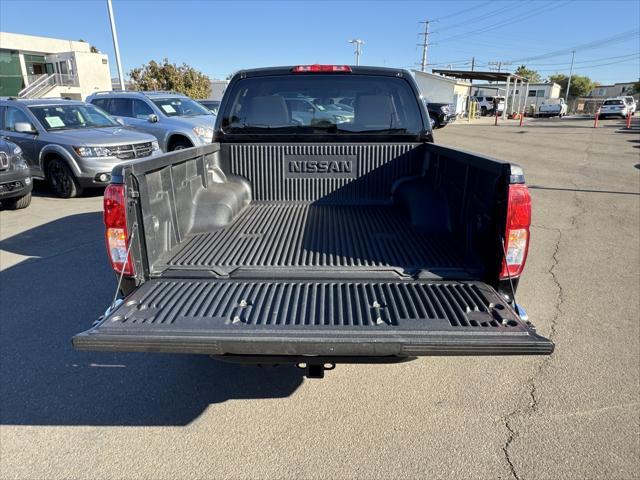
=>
[411,70,472,115]
[473,82,561,111]
[208,79,229,100]
[0,31,112,99]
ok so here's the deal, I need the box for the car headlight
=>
[12,145,22,156]
[193,126,214,142]
[440,106,448,113]
[151,140,160,151]
[13,155,29,170]
[73,146,112,157]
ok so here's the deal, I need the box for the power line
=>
[535,55,640,73]
[432,0,493,22]
[430,1,533,33]
[507,29,640,63]
[435,1,570,43]
[522,52,640,66]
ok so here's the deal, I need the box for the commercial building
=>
[0,31,112,99]
[411,70,472,115]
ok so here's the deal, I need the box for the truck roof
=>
[232,65,410,79]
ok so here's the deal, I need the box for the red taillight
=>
[500,183,531,279]
[291,64,352,73]
[104,184,134,276]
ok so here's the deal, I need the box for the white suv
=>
[471,96,505,116]
[598,98,630,119]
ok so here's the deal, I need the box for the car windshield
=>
[28,104,119,131]
[221,74,423,134]
[199,101,220,114]
[151,97,211,117]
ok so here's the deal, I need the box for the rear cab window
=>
[603,100,624,105]
[220,73,425,137]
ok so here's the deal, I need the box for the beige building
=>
[0,31,112,99]
[589,82,638,99]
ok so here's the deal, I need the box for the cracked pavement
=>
[1,116,638,479]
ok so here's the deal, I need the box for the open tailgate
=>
[73,279,553,356]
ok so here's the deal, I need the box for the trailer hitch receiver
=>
[297,362,335,379]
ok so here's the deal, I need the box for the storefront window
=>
[0,49,24,96]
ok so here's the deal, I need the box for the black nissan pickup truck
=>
[73,65,553,377]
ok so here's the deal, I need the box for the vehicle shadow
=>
[0,212,303,427]
[31,180,105,198]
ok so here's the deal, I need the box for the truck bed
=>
[163,202,467,274]
[74,142,553,359]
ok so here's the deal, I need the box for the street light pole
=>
[349,39,364,66]
[107,0,125,91]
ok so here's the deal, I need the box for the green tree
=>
[548,73,596,98]
[514,65,541,83]
[129,59,211,98]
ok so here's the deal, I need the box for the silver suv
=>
[87,91,216,151]
[0,98,160,198]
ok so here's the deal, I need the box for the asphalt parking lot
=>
[1,116,638,480]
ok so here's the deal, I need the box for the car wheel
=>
[169,139,193,151]
[46,158,82,198]
[3,192,32,210]
[480,106,487,116]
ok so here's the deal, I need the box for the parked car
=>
[621,96,637,115]
[538,98,567,118]
[423,98,456,128]
[282,95,354,125]
[472,96,505,116]
[73,64,553,379]
[197,99,221,115]
[87,91,216,151]
[0,98,160,198]
[598,98,630,119]
[0,139,32,209]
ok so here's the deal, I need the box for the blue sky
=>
[1,0,639,84]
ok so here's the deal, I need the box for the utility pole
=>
[471,57,475,71]
[348,39,364,66]
[565,50,575,102]
[418,21,431,72]
[107,0,125,91]
[488,61,511,72]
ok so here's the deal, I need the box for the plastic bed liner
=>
[73,279,554,356]
[163,202,469,274]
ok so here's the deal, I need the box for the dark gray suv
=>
[0,98,160,198]
[0,139,32,209]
